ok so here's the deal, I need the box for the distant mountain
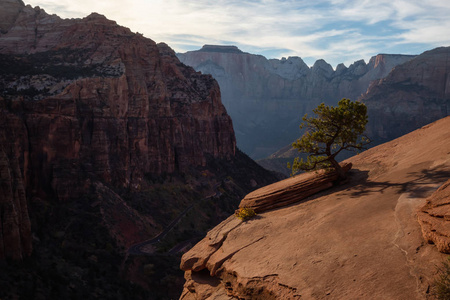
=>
[258,47,450,176]
[362,46,450,143]
[178,45,415,159]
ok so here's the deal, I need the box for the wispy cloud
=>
[25,0,450,67]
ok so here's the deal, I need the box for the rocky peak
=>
[347,59,368,76]
[85,12,109,20]
[0,0,237,261]
[365,53,417,81]
[311,58,334,78]
[335,63,348,74]
[361,47,450,142]
[198,44,244,54]
[267,56,310,79]
[0,0,25,33]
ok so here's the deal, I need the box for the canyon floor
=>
[180,116,450,299]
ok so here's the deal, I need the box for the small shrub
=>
[235,207,256,221]
[433,256,450,299]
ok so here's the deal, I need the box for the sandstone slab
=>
[180,117,450,299]
[239,163,351,213]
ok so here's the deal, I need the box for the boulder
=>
[239,162,352,212]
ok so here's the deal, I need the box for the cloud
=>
[24,0,450,67]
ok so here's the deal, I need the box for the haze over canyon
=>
[0,0,450,299]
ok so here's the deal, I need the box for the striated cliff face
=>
[178,45,414,159]
[361,47,450,143]
[0,1,238,259]
[0,111,32,261]
[180,116,450,299]
[0,1,283,298]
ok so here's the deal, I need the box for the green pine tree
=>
[288,98,370,180]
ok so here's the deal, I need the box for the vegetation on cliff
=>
[288,98,369,179]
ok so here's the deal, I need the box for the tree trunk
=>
[329,158,347,181]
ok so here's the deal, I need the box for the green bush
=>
[434,256,450,299]
[235,207,256,221]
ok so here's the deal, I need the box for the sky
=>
[24,0,450,68]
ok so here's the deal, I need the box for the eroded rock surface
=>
[0,0,236,259]
[0,146,32,261]
[418,179,450,253]
[0,1,281,298]
[362,47,450,143]
[180,117,450,299]
[239,163,352,213]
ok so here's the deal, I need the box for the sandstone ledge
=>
[180,117,450,300]
[239,162,352,213]
[418,179,450,253]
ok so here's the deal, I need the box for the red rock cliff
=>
[361,47,450,142]
[0,0,236,260]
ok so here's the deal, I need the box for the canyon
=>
[0,1,278,298]
[1,0,450,299]
[179,46,450,178]
[178,45,415,159]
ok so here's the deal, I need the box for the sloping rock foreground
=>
[239,163,352,213]
[418,179,450,253]
[180,116,450,300]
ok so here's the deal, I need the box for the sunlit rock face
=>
[361,47,450,143]
[179,45,414,159]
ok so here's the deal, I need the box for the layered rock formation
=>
[0,138,32,261]
[418,179,450,253]
[361,47,450,143]
[239,163,352,213]
[180,116,450,299]
[178,45,414,159]
[0,0,248,261]
[0,1,282,298]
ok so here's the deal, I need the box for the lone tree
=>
[288,98,370,179]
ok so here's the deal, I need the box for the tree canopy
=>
[288,98,370,179]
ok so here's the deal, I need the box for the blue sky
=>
[25,0,450,68]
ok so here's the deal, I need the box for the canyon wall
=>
[0,0,238,260]
[362,47,450,143]
[178,45,414,159]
